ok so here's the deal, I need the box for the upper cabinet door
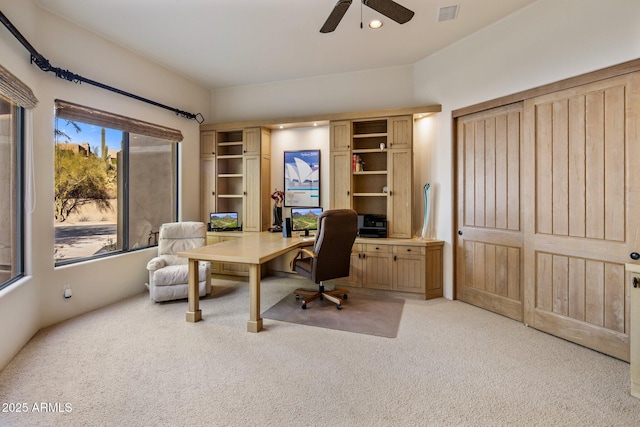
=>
[243,127,261,155]
[201,131,216,157]
[330,120,351,151]
[388,116,412,149]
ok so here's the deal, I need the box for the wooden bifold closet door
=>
[456,72,640,361]
[456,103,524,322]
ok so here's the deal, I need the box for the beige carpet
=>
[1,275,639,426]
[262,292,404,337]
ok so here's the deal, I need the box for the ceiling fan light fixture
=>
[369,19,383,29]
[320,0,413,33]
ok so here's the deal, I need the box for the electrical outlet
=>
[63,284,72,299]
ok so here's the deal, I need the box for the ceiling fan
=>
[320,0,415,33]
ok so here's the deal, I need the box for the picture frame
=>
[284,149,320,207]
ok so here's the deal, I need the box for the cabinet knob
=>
[631,252,640,260]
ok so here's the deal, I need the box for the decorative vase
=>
[420,183,431,239]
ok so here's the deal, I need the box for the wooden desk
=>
[178,232,313,332]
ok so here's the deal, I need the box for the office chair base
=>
[294,284,349,310]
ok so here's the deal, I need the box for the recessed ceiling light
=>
[369,20,383,29]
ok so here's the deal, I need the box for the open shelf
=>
[353,171,388,175]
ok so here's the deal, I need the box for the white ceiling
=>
[35,0,537,90]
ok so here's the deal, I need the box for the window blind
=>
[55,99,184,142]
[0,63,38,109]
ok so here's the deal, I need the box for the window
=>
[0,63,37,289]
[0,95,24,289]
[54,100,180,265]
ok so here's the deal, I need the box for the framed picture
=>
[284,149,320,207]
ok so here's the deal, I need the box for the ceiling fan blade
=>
[362,0,414,24]
[320,0,352,33]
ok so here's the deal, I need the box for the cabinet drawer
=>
[363,244,390,253]
[394,245,426,256]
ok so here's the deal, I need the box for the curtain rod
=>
[0,10,204,124]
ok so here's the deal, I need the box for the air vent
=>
[437,5,459,22]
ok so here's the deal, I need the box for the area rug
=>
[261,293,405,338]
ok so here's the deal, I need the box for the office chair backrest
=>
[311,209,358,283]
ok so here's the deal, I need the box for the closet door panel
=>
[456,103,524,321]
[523,73,640,361]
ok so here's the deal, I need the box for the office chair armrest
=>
[290,248,317,271]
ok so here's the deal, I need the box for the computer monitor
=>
[209,212,239,231]
[290,207,323,236]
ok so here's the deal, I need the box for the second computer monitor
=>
[290,207,323,236]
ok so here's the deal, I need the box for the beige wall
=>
[0,0,211,370]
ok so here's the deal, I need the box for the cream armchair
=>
[146,222,211,302]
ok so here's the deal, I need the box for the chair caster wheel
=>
[336,304,342,310]
[343,294,348,300]
[295,295,300,300]
[301,304,307,309]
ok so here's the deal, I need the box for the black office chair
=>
[290,209,358,309]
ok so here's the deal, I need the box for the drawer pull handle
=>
[634,277,639,289]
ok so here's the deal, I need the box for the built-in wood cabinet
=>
[200,105,444,298]
[329,115,413,238]
[627,264,640,399]
[329,151,351,210]
[200,127,271,231]
[335,238,443,299]
[388,148,412,238]
[330,120,351,151]
[200,131,217,222]
[242,127,271,232]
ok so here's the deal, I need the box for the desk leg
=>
[186,258,202,322]
[247,263,263,333]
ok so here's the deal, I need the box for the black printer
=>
[357,214,387,238]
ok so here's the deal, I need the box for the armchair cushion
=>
[151,263,209,287]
